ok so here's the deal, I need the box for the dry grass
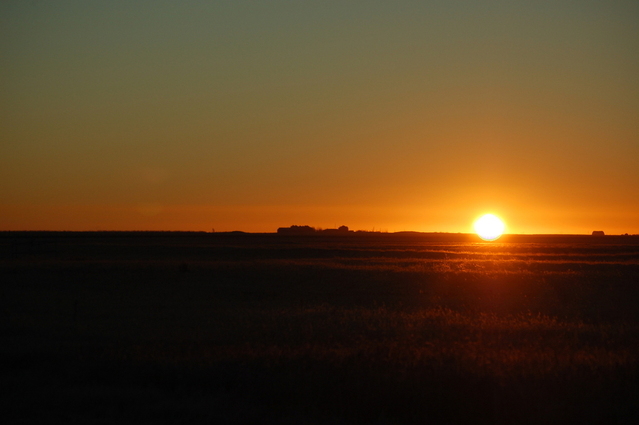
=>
[2,232,639,424]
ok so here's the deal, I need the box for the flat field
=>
[2,232,639,424]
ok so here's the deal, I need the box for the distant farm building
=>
[277,225,317,235]
[322,225,352,235]
[591,231,605,236]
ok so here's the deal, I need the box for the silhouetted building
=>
[277,225,316,235]
[591,231,605,236]
[321,225,352,235]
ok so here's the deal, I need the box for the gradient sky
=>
[2,1,638,234]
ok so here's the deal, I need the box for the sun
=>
[474,214,505,241]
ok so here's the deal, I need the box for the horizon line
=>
[1,230,636,237]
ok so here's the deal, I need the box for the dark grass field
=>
[2,231,639,424]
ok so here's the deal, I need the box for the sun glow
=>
[474,214,505,241]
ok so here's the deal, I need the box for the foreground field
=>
[2,232,639,424]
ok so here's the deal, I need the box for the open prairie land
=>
[2,232,639,424]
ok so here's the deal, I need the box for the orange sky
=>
[1,1,638,234]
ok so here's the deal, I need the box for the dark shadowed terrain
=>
[2,231,639,424]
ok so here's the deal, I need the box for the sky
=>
[1,0,638,234]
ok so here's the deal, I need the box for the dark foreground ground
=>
[2,232,639,424]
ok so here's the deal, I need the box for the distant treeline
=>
[277,225,385,235]
[277,225,350,235]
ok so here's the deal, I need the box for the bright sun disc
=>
[474,214,505,241]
